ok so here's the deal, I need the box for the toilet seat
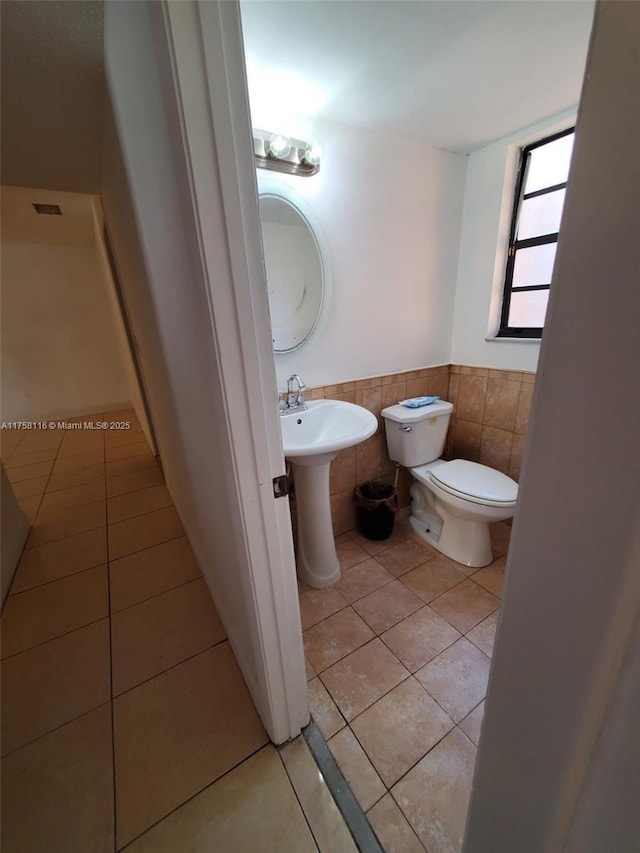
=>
[414,459,518,507]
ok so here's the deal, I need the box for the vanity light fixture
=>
[267,134,291,158]
[302,142,324,167]
[253,129,322,177]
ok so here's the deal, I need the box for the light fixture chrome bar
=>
[253,129,321,177]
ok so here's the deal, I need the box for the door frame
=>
[152,0,308,743]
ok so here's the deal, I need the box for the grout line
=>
[105,463,161,485]
[302,539,503,644]
[0,698,112,761]
[108,504,180,529]
[375,629,460,675]
[105,469,119,853]
[315,638,486,744]
[106,475,164,500]
[107,533,187,563]
[4,452,59,473]
[108,534,186,565]
[345,693,457,789]
[45,467,107,494]
[11,529,187,594]
[103,443,149,460]
[19,432,67,541]
[7,528,191,604]
[37,490,108,522]
[25,497,180,554]
[276,748,322,849]
[104,457,158,477]
[111,639,228,700]
[302,570,461,640]
[319,690,481,848]
[316,644,412,715]
[1,610,109,662]
[111,574,204,616]
[115,742,271,851]
[5,560,108,600]
[3,429,100,613]
[24,512,107,551]
[106,496,173,527]
[49,450,106,468]
[387,786,433,850]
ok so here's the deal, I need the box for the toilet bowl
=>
[382,401,518,568]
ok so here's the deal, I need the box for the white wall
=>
[90,198,156,452]
[450,109,576,372]
[103,0,306,742]
[465,2,640,849]
[103,7,260,697]
[255,119,467,389]
[0,187,135,421]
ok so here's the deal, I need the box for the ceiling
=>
[0,0,104,194]
[0,0,595,198]
[240,0,595,154]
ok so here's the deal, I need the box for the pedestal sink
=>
[281,400,377,588]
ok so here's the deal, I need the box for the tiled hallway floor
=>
[0,412,354,852]
[303,518,509,853]
[1,410,509,852]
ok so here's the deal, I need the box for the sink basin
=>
[280,399,378,589]
[281,399,377,464]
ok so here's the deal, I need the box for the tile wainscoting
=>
[300,364,535,537]
[448,366,535,484]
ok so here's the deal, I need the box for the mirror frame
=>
[257,174,331,355]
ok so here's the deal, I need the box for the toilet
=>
[382,400,518,568]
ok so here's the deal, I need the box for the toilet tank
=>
[382,401,453,467]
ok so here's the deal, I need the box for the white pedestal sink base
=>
[291,458,340,588]
[281,400,378,589]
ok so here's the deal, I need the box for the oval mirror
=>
[259,194,325,353]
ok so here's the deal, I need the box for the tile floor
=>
[303,517,510,853]
[1,410,510,853]
[0,411,354,852]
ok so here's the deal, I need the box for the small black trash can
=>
[354,481,398,541]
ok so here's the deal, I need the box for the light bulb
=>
[303,142,323,166]
[268,134,291,158]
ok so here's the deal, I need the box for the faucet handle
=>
[278,392,287,413]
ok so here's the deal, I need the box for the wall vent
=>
[33,203,62,215]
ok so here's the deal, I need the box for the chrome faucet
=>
[281,374,307,414]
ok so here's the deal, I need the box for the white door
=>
[157,0,309,744]
[104,0,308,744]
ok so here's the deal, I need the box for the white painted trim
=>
[156,0,307,743]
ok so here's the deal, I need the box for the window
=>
[498,127,575,338]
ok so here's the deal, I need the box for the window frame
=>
[497,126,575,339]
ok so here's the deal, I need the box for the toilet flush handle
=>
[400,425,413,432]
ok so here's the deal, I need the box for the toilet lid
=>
[430,460,518,504]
